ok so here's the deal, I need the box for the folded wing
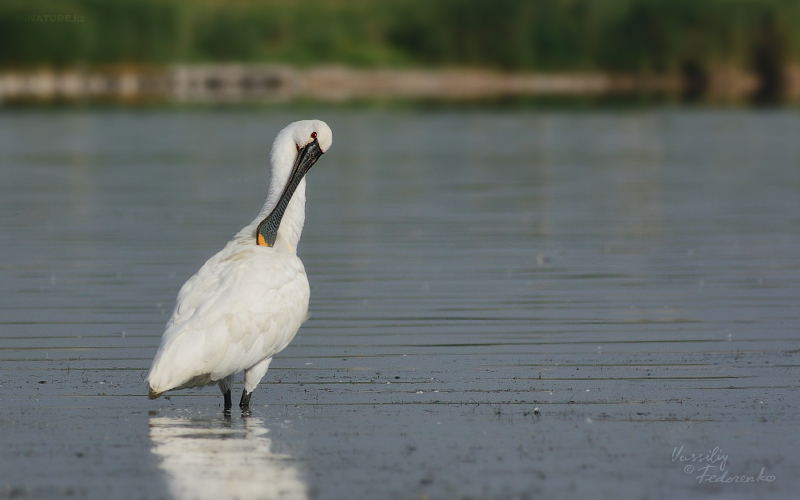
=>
[147,242,309,396]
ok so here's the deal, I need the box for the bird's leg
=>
[239,390,252,410]
[241,357,272,411]
[218,375,234,412]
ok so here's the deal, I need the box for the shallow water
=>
[1,109,799,499]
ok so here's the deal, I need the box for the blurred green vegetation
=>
[3,0,800,74]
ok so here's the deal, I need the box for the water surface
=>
[1,109,799,499]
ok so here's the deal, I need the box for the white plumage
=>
[147,119,332,409]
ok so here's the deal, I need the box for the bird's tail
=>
[148,385,163,399]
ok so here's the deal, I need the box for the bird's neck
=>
[265,176,306,252]
[239,177,306,253]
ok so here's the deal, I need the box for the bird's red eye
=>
[311,132,317,139]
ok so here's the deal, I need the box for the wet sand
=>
[1,110,799,499]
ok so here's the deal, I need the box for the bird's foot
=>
[223,389,232,411]
[239,390,252,410]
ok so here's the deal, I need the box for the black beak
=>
[256,139,322,247]
[257,138,324,247]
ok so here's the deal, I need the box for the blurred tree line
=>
[2,0,799,77]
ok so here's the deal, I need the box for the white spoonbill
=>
[147,120,332,410]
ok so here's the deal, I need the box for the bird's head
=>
[290,119,333,154]
[257,120,332,248]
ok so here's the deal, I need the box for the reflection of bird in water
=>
[149,415,306,500]
[147,120,332,410]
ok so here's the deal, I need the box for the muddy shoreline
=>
[2,64,799,104]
